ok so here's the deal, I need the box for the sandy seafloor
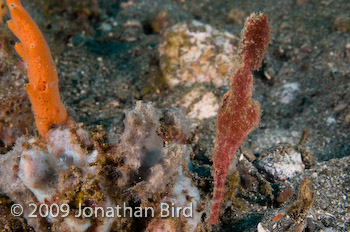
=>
[0,0,349,231]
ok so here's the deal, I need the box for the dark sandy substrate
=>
[0,0,349,231]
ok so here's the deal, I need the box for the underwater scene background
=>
[0,0,349,231]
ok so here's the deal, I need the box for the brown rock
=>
[320,169,331,176]
[226,9,245,25]
[240,147,256,162]
[295,0,309,7]
[345,113,350,123]
[276,187,294,204]
[241,174,258,191]
[334,15,350,32]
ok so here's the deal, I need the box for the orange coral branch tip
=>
[6,0,68,136]
[14,42,25,59]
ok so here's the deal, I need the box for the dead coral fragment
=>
[158,108,189,144]
[117,102,203,231]
[288,177,314,223]
[119,101,163,172]
[297,129,315,169]
[224,171,247,211]
[209,13,270,226]
[0,126,113,232]
[119,102,191,203]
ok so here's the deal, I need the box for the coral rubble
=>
[0,103,205,231]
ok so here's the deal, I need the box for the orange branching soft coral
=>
[6,0,68,136]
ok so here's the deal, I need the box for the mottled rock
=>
[257,222,269,232]
[257,145,305,182]
[273,82,300,104]
[180,88,219,119]
[158,20,239,88]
